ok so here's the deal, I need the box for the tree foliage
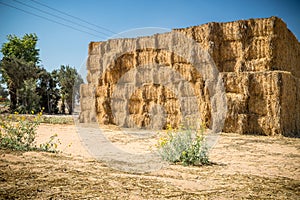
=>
[17,78,41,113]
[37,68,60,114]
[57,65,83,114]
[0,34,40,111]
[0,33,84,114]
[1,34,39,64]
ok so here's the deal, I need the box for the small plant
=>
[40,116,74,124]
[39,133,61,152]
[0,111,42,151]
[156,124,209,166]
[0,110,60,152]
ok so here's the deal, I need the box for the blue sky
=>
[0,0,299,77]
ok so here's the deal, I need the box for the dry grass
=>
[0,125,299,199]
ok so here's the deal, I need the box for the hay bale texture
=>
[80,16,300,137]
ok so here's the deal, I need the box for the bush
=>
[0,111,59,152]
[40,116,74,124]
[39,133,61,152]
[156,124,209,166]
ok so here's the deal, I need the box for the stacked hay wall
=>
[80,16,300,137]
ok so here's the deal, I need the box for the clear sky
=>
[0,0,299,76]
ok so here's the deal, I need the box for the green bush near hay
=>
[156,124,209,166]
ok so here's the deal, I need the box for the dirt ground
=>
[0,123,299,199]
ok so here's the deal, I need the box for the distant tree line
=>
[0,33,83,114]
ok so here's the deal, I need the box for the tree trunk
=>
[66,98,73,115]
[60,93,65,114]
[8,85,17,111]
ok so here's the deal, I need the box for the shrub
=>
[0,111,59,152]
[39,133,61,152]
[40,116,74,124]
[156,124,209,166]
[0,112,41,150]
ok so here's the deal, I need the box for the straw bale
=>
[80,17,300,136]
[88,42,102,55]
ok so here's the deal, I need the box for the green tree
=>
[57,65,83,114]
[0,34,40,111]
[17,78,40,113]
[1,34,39,63]
[37,68,60,114]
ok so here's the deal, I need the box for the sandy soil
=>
[0,123,299,199]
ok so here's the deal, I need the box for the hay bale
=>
[280,73,300,137]
[222,71,299,136]
[80,17,300,137]
[88,42,102,55]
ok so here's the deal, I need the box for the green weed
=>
[156,123,209,166]
[0,111,60,152]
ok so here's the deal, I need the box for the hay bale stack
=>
[222,71,299,136]
[175,16,300,77]
[80,16,300,137]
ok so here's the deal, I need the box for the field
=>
[0,122,299,199]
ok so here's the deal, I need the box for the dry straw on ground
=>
[1,124,299,199]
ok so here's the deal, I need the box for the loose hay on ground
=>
[0,127,299,199]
